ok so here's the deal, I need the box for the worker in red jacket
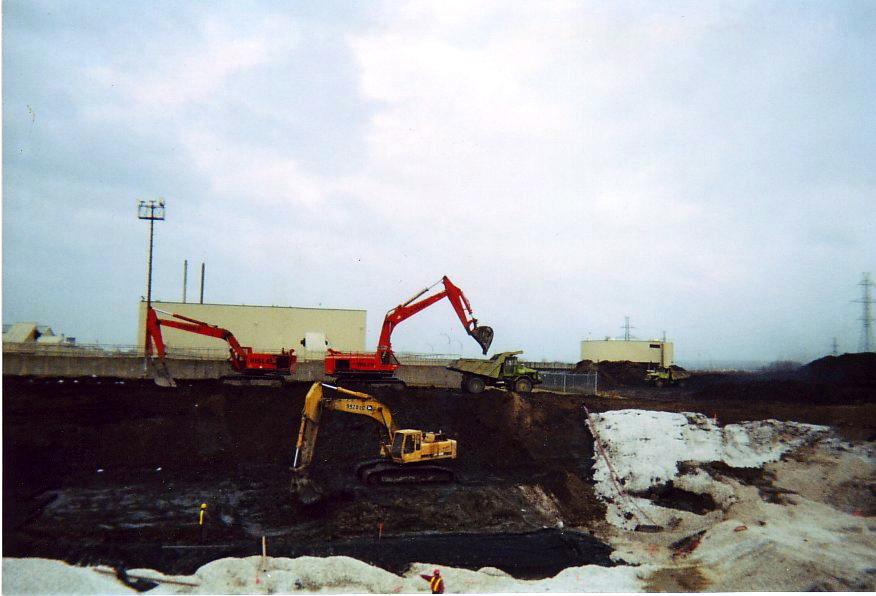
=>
[420,568,444,594]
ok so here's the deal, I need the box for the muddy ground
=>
[3,357,874,578]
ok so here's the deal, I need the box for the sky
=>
[3,0,875,365]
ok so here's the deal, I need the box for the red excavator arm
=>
[377,276,493,359]
[145,306,297,379]
[324,276,493,380]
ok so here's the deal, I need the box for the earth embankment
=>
[3,377,601,576]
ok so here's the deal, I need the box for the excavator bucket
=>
[469,325,494,355]
[290,473,323,506]
[146,358,177,388]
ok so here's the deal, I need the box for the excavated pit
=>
[6,357,873,578]
[3,377,607,577]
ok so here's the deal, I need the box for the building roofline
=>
[142,299,366,314]
[581,339,668,343]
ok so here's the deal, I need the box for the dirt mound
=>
[690,353,876,406]
[573,360,681,389]
[802,353,876,386]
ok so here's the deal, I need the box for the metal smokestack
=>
[200,262,205,304]
[182,259,188,303]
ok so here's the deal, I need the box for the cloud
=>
[86,14,302,113]
[3,0,874,361]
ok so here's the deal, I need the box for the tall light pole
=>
[138,198,166,308]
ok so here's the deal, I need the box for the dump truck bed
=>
[448,351,525,379]
[448,358,504,378]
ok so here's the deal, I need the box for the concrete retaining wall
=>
[2,353,233,379]
[2,352,461,388]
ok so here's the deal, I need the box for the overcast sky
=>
[3,0,874,364]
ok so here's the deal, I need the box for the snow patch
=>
[2,558,135,594]
[3,555,649,594]
[588,410,829,529]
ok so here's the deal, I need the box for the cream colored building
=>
[2,322,73,345]
[580,339,674,367]
[138,300,366,359]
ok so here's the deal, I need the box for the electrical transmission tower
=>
[856,272,874,353]
[621,316,635,341]
[831,337,839,356]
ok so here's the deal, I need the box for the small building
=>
[2,322,73,345]
[580,339,674,368]
[138,300,367,359]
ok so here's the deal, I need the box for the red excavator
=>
[324,276,493,381]
[145,306,297,387]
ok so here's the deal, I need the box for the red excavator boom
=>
[324,276,493,380]
[145,306,297,384]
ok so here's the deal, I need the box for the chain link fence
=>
[539,371,598,395]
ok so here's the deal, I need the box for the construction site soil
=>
[4,353,874,579]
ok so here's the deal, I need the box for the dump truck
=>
[447,351,542,393]
[645,366,691,387]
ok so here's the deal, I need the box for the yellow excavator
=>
[291,382,458,504]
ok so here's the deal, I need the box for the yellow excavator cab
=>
[389,429,457,464]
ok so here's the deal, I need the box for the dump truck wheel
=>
[514,378,533,393]
[465,376,486,394]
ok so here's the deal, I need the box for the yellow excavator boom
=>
[293,382,397,470]
[291,382,457,503]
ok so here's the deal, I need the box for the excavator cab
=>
[469,325,494,355]
[389,429,457,464]
[390,430,421,461]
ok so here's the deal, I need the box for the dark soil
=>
[2,377,603,577]
[4,353,874,577]
[573,360,653,389]
[801,353,876,386]
[630,483,718,515]
[689,461,776,487]
[572,360,690,390]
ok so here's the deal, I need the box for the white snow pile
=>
[2,558,135,595]
[2,555,654,594]
[588,410,830,529]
